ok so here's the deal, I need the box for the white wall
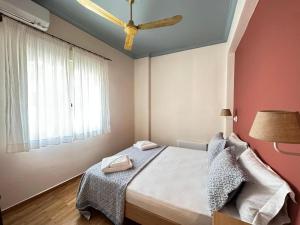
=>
[151,44,227,145]
[0,14,134,210]
[134,57,150,141]
[133,0,260,144]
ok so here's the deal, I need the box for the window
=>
[0,16,110,152]
[72,48,110,140]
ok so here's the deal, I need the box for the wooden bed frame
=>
[125,202,181,225]
[125,202,250,225]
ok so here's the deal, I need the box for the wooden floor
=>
[3,177,136,225]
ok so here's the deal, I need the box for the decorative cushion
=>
[207,132,226,165]
[226,133,248,158]
[207,147,248,213]
[236,148,296,225]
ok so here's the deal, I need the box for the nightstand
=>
[213,212,250,225]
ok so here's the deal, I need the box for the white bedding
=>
[125,143,291,225]
[126,146,212,225]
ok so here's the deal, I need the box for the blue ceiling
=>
[33,0,237,59]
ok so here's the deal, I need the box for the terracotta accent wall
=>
[234,0,300,224]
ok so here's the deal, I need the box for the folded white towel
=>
[101,155,133,173]
[102,160,133,174]
[133,140,159,150]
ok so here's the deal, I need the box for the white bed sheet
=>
[126,146,212,225]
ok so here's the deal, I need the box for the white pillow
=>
[236,148,295,225]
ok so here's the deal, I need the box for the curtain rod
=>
[0,13,112,61]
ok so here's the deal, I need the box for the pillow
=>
[236,148,296,225]
[207,147,248,213]
[207,132,226,165]
[226,133,248,158]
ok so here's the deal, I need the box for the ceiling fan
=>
[77,0,183,51]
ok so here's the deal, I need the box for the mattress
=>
[126,146,212,225]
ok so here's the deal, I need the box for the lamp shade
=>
[220,109,232,117]
[249,111,300,144]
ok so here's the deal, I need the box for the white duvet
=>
[126,146,212,225]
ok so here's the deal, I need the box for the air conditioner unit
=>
[0,0,50,31]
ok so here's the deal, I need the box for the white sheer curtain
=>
[0,17,30,152]
[0,16,111,152]
[26,27,73,149]
[72,47,110,139]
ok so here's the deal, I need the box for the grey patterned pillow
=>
[207,147,248,213]
[207,132,226,165]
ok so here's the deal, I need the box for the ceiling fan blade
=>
[77,0,126,28]
[137,15,182,30]
[124,33,135,51]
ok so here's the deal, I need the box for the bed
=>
[76,145,242,225]
[76,135,294,225]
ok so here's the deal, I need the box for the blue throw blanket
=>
[76,145,166,225]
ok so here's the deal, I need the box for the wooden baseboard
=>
[2,173,83,215]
